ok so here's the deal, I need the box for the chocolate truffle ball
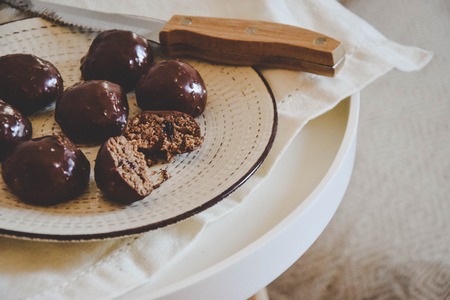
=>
[94,136,157,204]
[1,135,90,206]
[80,30,153,92]
[95,111,203,204]
[0,53,64,115]
[135,60,207,117]
[55,80,129,145]
[124,110,204,162]
[0,99,32,161]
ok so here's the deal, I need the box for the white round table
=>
[120,93,360,299]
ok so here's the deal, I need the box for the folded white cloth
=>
[0,0,432,299]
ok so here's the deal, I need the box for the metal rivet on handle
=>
[245,27,257,34]
[180,17,193,25]
[314,37,327,45]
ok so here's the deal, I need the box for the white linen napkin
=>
[0,0,432,299]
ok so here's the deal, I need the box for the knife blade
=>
[8,0,345,76]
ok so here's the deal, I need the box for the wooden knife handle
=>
[159,15,345,76]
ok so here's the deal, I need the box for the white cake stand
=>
[120,93,360,299]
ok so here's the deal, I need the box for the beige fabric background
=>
[268,0,450,299]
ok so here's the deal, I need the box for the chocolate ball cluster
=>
[0,28,207,206]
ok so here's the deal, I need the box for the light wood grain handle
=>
[159,15,345,76]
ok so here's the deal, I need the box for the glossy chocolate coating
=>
[135,60,207,117]
[0,99,32,161]
[55,80,129,145]
[80,30,153,92]
[1,135,90,206]
[0,53,64,115]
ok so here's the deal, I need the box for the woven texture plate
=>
[0,18,277,241]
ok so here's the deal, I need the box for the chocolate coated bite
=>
[0,53,64,115]
[55,80,129,145]
[95,111,203,204]
[0,99,32,161]
[124,111,204,162]
[135,60,207,117]
[1,135,90,206]
[80,30,153,92]
[94,136,163,204]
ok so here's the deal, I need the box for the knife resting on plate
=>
[7,0,345,76]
